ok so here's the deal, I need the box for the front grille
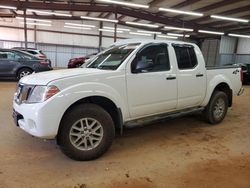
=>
[15,84,34,104]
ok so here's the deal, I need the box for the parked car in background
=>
[12,47,47,59]
[68,53,97,68]
[241,64,250,84]
[0,49,52,79]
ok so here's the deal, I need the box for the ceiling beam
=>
[118,15,126,20]
[172,0,202,9]
[97,12,105,18]
[132,0,201,25]
[148,0,165,7]
[0,0,111,12]
[2,0,249,34]
[172,0,241,20]
[192,5,250,23]
[103,12,112,18]
[9,13,224,39]
[196,0,242,12]
[0,0,216,31]
[200,15,250,28]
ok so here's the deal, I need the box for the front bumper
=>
[12,99,61,139]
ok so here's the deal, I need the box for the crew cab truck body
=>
[13,39,243,160]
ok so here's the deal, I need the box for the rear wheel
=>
[57,103,115,161]
[17,68,33,80]
[203,91,228,124]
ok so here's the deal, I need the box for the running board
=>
[124,107,205,128]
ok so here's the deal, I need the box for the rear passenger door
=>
[172,44,206,109]
[0,51,20,76]
[126,43,177,118]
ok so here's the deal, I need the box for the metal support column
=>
[114,11,117,42]
[98,21,103,52]
[34,24,37,49]
[24,9,28,49]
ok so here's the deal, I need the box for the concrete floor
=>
[0,81,250,188]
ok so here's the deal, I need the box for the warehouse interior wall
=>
[1,18,250,67]
[202,36,250,66]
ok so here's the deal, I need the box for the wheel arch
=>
[211,82,232,107]
[16,66,34,77]
[58,95,123,136]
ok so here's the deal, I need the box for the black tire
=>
[57,103,115,161]
[17,68,33,80]
[203,91,228,124]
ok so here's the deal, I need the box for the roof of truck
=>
[113,39,195,46]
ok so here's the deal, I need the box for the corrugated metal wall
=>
[237,38,250,54]
[219,36,237,54]
[0,40,98,67]
[201,39,220,66]
[218,37,250,65]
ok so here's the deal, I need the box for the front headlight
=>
[26,85,60,103]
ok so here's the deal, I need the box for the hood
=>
[20,68,108,85]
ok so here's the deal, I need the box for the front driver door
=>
[126,43,177,119]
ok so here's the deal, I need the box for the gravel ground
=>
[0,81,250,188]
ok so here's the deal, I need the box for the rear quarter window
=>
[172,44,198,70]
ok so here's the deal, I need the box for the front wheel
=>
[17,68,33,80]
[57,103,115,161]
[203,91,228,124]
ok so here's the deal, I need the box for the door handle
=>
[196,73,204,77]
[166,76,176,80]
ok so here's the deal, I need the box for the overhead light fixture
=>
[126,21,159,28]
[164,26,194,32]
[16,16,52,23]
[97,0,149,9]
[157,35,178,39]
[185,35,190,38]
[103,26,130,31]
[64,26,92,30]
[159,7,203,17]
[228,33,250,38]
[20,22,52,27]
[211,15,249,23]
[27,9,72,17]
[65,22,96,28]
[0,5,16,10]
[167,33,184,37]
[137,30,162,34]
[129,32,152,36]
[81,16,118,23]
[198,30,224,35]
[98,29,123,33]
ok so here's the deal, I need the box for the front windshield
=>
[87,43,140,70]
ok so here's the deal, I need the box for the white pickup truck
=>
[13,39,243,161]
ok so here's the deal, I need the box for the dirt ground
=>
[0,81,250,188]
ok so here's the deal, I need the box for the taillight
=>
[40,61,49,65]
[39,55,46,59]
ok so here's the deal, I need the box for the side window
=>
[0,51,20,60]
[173,45,198,69]
[131,44,170,73]
[0,52,8,59]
